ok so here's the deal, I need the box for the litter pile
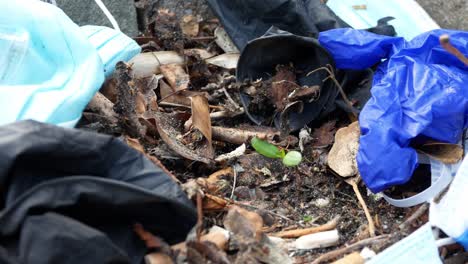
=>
[1,0,468,263]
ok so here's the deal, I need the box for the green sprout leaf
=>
[303,215,313,223]
[282,151,302,167]
[251,137,284,159]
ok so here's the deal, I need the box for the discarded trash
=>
[237,27,337,132]
[430,152,468,250]
[367,223,441,264]
[206,0,395,50]
[295,229,340,250]
[326,0,440,40]
[0,1,140,128]
[319,28,468,193]
[0,121,196,263]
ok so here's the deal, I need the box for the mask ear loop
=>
[94,0,121,31]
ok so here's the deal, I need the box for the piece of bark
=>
[189,95,214,159]
[212,126,280,145]
[113,62,146,138]
[160,63,190,91]
[130,50,215,78]
[153,111,213,164]
[270,216,339,238]
[87,92,118,124]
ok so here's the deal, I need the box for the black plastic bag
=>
[207,0,395,50]
[0,121,196,264]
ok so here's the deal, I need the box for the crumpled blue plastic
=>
[318,28,468,193]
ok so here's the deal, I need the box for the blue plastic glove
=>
[319,28,468,192]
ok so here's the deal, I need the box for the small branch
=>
[221,87,241,110]
[229,167,238,199]
[307,235,390,264]
[440,34,468,66]
[348,179,376,237]
[398,203,428,231]
[270,216,340,238]
[307,65,356,117]
[196,192,203,242]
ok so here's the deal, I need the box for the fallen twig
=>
[398,203,428,231]
[212,126,280,145]
[346,177,376,237]
[196,192,203,241]
[270,215,340,238]
[440,34,468,66]
[114,62,146,138]
[229,168,238,199]
[307,65,356,117]
[306,235,390,264]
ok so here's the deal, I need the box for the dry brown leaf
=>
[197,167,233,194]
[271,64,297,111]
[100,78,118,103]
[312,120,337,147]
[416,141,463,164]
[145,253,174,264]
[125,137,145,154]
[203,194,228,211]
[205,53,240,69]
[224,205,264,242]
[153,111,213,164]
[189,95,214,158]
[332,252,364,264]
[172,230,229,252]
[180,15,199,37]
[159,79,192,106]
[160,63,190,91]
[214,26,239,53]
[327,122,360,177]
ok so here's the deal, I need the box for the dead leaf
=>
[180,15,199,37]
[189,95,214,158]
[125,137,145,154]
[203,194,228,211]
[271,64,297,111]
[224,206,264,242]
[159,78,192,107]
[312,120,337,147]
[160,63,190,91]
[214,26,239,53]
[145,253,174,264]
[416,141,463,164]
[196,167,233,194]
[327,122,359,177]
[206,53,240,69]
[153,111,213,164]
